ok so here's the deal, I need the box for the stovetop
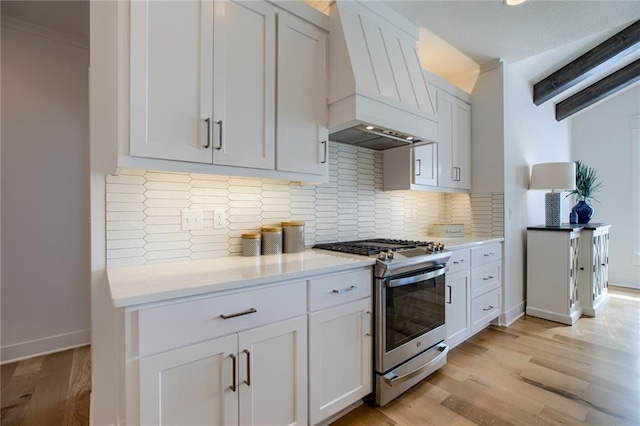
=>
[313,238,450,277]
[313,238,444,256]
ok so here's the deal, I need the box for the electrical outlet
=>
[181,210,203,231]
[214,210,226,229]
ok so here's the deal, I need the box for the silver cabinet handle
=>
[332,285,357,294]
[203,118,211,148]
[230,354,237,392]
[483,253,495,257]
[416,159,422,176]
[453,261,459,264]
[216,120,223,150]
[446,285,452,304]
[483,305,494,311]
[243,349,251,386]
[482,276,494,281]
[220,308,257,320]
[320,140,327,164]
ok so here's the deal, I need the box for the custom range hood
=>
[328,1,439,150]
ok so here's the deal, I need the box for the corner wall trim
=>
[500,301,525,327]
[1,329,91,364]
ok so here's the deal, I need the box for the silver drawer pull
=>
[483,305,494,311]
[453,261,459,264]
[332,285,357,294]
[483,252,495,257]
[483,276,495,281]
[220,308,257,320]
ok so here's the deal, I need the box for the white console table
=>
[526,223,610,325]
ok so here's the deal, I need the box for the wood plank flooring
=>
[333,286,640,426]
[1,287,638,425]
[1,346,90,426]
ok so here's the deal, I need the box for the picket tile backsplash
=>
[106,143,504,267]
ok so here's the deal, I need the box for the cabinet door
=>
[213,0,276,169]
[592,228,610,300]
[130,0,213,163]
[276,13,328,176]
[413,144,438,186]
[436,89,455,188]
[308,298,372,425]
[445,270,471,348]
[453,99,471,189]
[238,316,307,426]
[139,334,238,426]
[434,90,471,190]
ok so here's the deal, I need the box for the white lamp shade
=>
[529,162,576,191]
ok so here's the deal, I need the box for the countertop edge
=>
[109,256,376,308]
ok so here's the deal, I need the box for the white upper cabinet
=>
[435,89,471,190]
[213,1,276,170]
[276,12,328,176]
[124,0,329,181]
[130,0,213,164]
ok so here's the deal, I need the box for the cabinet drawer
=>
[471,243,502,267]
[447,249,470,274]
[138,281,307,357]
[308,268,372,312]
[471,262,501,298]
[471,287,501,333]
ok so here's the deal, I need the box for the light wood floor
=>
[1,287,638,426]
[334,286,640,426]
[1,346,90,426]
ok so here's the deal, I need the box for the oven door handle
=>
[387,265,448,288]
[382,343,448,386]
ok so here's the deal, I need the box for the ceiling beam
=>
[555,58,640,121]
[533,19,640,106]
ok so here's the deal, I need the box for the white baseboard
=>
[1,329,91,364]
[500,301,525,327]
[609,279,640,290]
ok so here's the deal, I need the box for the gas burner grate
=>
[313,239,435,256]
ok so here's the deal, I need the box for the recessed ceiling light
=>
[406,136,414,141]
[505,0,527,5]
[366,126,375,130]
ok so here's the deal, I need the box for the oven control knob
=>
[387,250,395,259]
[377,251,388,260]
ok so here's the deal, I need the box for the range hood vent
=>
[328,1,439,150]
[330,124,423,151]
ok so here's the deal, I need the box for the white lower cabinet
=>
[309,298,372,425]
[139,315,307,426]
[139,335,238,426]
[445,243,503,347]
[445,269,471,348]
[121,267,373,425]
[308,268,372,425]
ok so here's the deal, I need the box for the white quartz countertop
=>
[107,249,375,308]
[428,236,504,250]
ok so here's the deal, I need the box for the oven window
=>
[385,273,445,352]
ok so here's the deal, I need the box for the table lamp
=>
[529,162,576,226]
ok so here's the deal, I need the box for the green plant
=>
[568,160,603,203]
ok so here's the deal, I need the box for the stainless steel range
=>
[313,239,451,406]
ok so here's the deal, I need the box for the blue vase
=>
[572,200,594,224]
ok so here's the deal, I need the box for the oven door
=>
[376,264,447,373]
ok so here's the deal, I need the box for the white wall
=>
[471,60,572,325]
[572,86,640,288]
[504,61,572,321]
[1,23,90,362]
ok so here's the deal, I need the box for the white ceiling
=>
[1,1,89,41]
[383,0,640,83]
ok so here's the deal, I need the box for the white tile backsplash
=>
[105,143,505,267]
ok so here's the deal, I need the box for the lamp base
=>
[545,192,562,227]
